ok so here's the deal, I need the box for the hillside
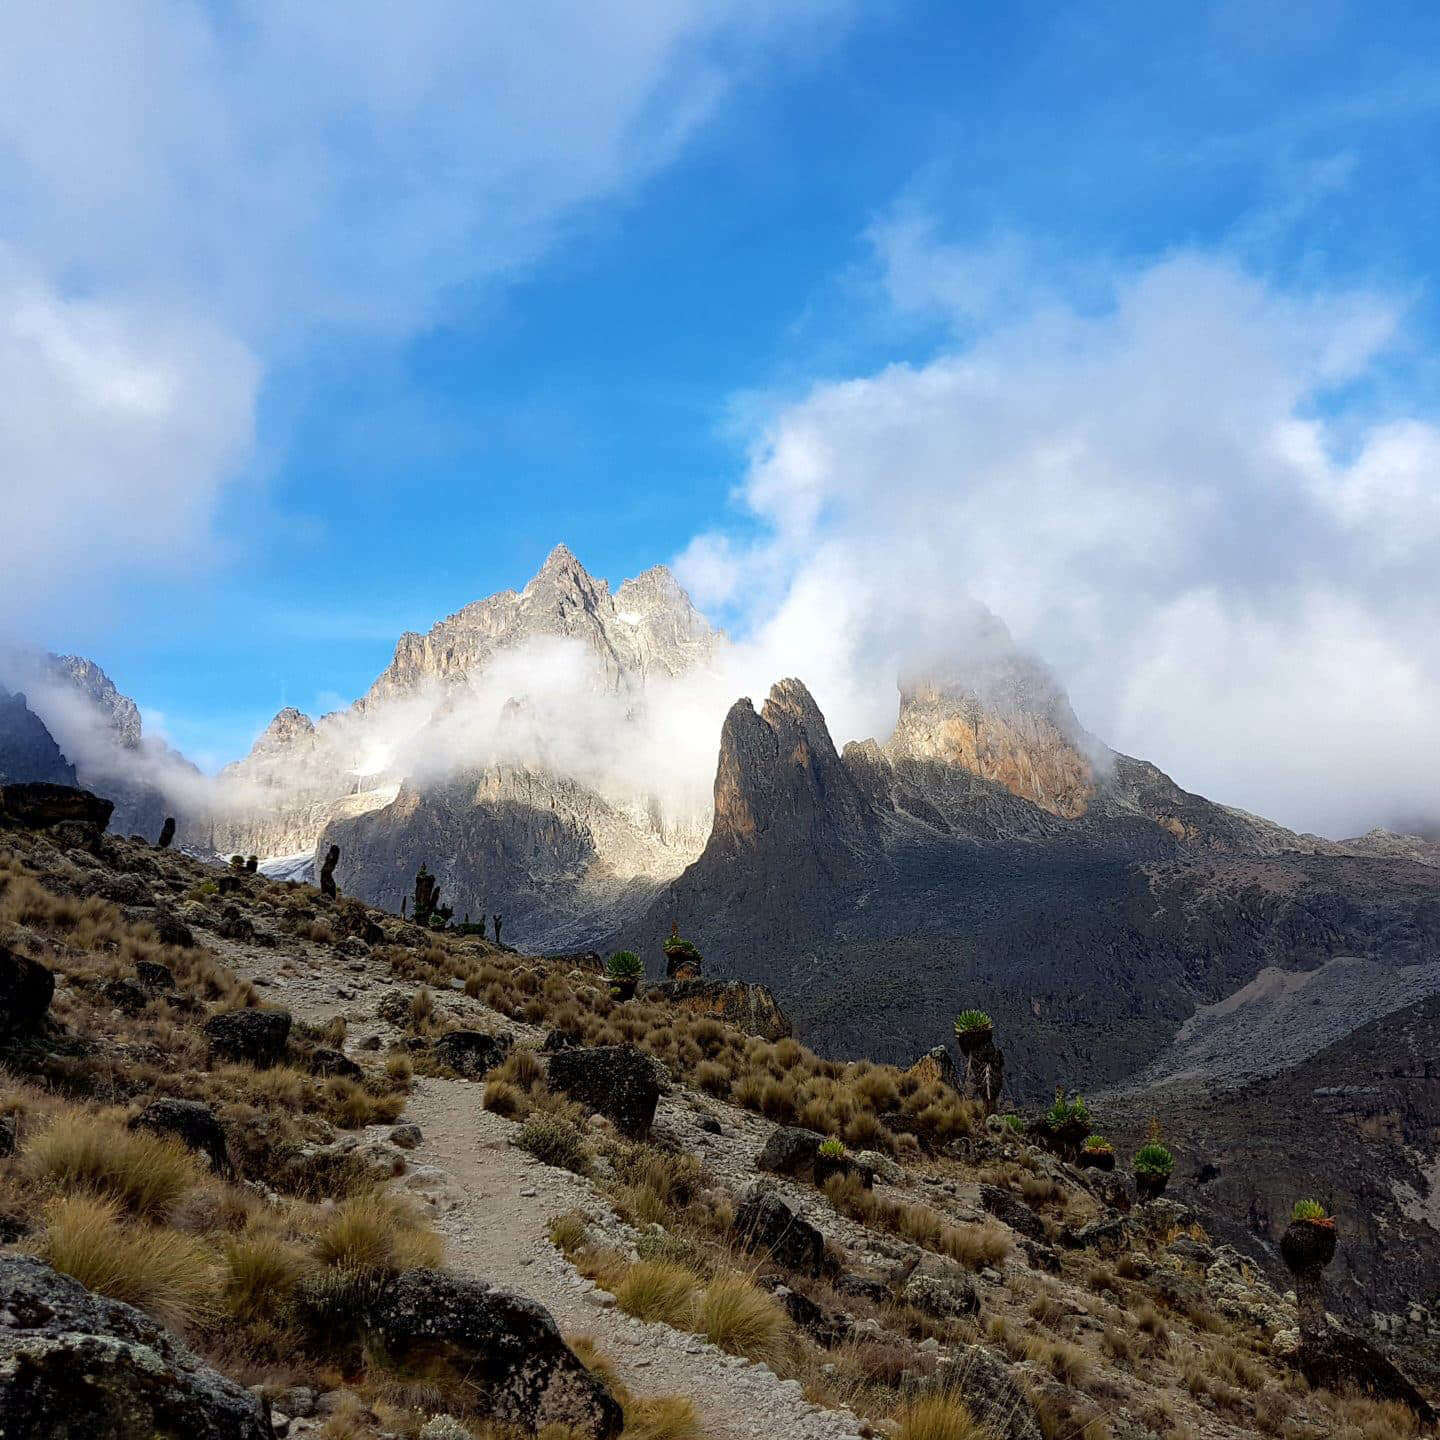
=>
[2,783,1437,1439]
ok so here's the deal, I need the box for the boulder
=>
[547,1045,662,1139]
[0,946,54,1035]
[980,1184,1049,1244]
[0,1253,271,1439]
[732,1183,825,1277]
[756,1125,826,1182]
[0,782,113,833]
[944,1342,1044,1440]
[203,1008,292,1069]
[308,1046,363,1081]
[643,978,791,1041]
[766,1283,850,1347]
[101,978,149,1015]
[127,906,194,949]
[134,959,175,992]
[431,1029,512,1080]
[129,1099,233,1178]
[215,905,255,943]
[364,1269,622,1438]
[1301,1327,1436,1422]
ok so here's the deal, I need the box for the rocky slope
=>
[4,790,1436,1438]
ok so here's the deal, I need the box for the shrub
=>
[606,950,644,980]
[894,1392,986,1440]
[699,1273,790,1366]
[25,1114,200,1220]
[1082,1135,1113,1153]
[952,1009,992,1035]
[1291,1198,1328,1221]
[516,1111,588,1173]
[694,1061,731,1097]
[614,1260,702,1326]
[818,1137,846,1158]
[1133,1141,1174,1178]
[40,1192,217,1332]
[1001,1113,1026,1134]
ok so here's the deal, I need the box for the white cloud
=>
[679,238,1440,837]
[0,0,856,632]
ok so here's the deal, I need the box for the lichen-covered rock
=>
[732,1183,825,1277]
[203,1008,292,1069]
[904,1270,980,1320]
[364,1269,622,1438]
[431,1029,511,1079]
[0,1254,271,1439]
[547,1045,662,1139]
[942,1343,1043,1440]
[856,1148,905,1185]
[0,946,54,1035]
[644,978,791,1040]
[0,781,113,832]
[128,1099,233,1178]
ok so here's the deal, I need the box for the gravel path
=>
[402,1078,868,1440]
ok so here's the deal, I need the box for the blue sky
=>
[3,1,1439,832]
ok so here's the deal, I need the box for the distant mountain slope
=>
[0,651,199,842]
[1103,992,1440,1331]
[622,675,1440,1097]
[0,685,76,786]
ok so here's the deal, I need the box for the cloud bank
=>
[679,236,1440,838]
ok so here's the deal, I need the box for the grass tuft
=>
[39,1192,217,1332]
[24,1113,201,1220]
[698,1272,790,1367]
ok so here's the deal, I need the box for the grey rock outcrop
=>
[644,978,792,1040]
[0,1254,271,1439]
